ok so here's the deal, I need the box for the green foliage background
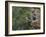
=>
[12,7,32,30]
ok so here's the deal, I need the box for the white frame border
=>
[8,2,44,34]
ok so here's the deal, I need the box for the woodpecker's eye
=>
[33,16,36,20]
